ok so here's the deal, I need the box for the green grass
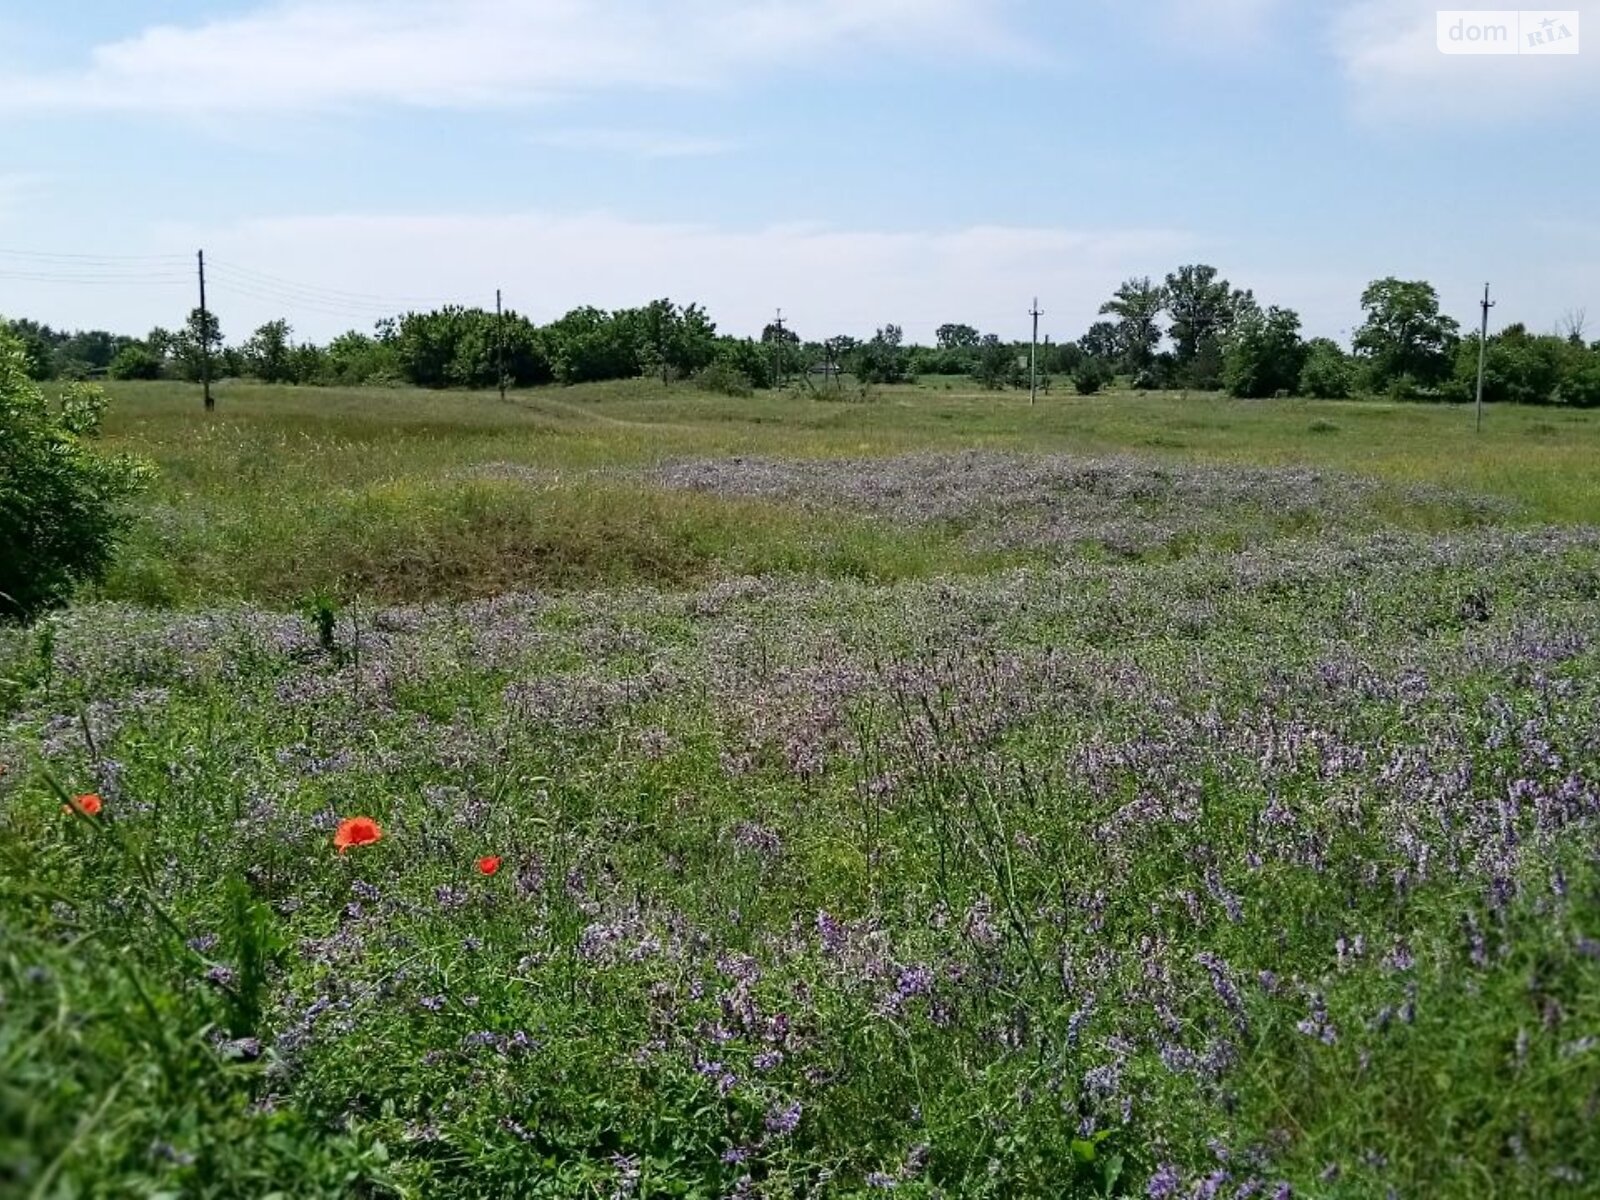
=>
[96,378,1600,607]
[5,376,1600,1197]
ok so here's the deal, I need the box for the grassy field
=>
[3,378,1599,1197]
[95,378,1600,606]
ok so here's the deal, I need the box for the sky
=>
[0,0,1595,346]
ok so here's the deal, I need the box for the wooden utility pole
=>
[496,288,507,402]
[1029,297,1043,406]
[1475,282,1494,434]
[197,250,214,412]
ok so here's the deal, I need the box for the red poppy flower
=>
[64,792,103,817]
[333,816,383,854]
[477,855,502,877]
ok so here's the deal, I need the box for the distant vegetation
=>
[7,267,1599,406]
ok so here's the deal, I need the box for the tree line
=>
[6,267,1598,405]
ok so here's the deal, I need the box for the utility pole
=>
[772,308,786,390]
[1475,282,1494,434]
[197,250,213,412]
[1029,297,1043,406]
[496,288,506,402]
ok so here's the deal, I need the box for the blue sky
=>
[0,0,1595,345]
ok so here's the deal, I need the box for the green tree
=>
[1165,265,1250,365]
[972,334,1020,390]
[1098,277,1164,372]
[171,307,224,384]
[243,319,294,383]
[1448,327,1566,406]
[0,329,152,621]
[936,323,981,350]
[1222,305,1307,398]
[856,325,907,384]
[1298,338,1356,399]
[1353,278,1460,393]
[1562,351,1600,408]
[1077,320,1123,365]
[107,344,163,381]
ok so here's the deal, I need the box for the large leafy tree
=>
[936,323,981,351]
[856,325,907,384]
[1353,278,1460,392]
[1448,326,1566,406]
[1098,277,1165,371]
[243,319,294,383]
[636,299,718,385]
[1222,305,1307,398]
[1077,320,1124,366]
[1165,264,1252,367]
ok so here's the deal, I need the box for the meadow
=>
[3,378,1599,1198]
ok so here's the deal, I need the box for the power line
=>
[0,247,190,265]
[0,267,191,286]
[204,275,406,321]
[205,258,466,308]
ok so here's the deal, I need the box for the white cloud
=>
[1331,0,1599,121]
[527,128,742,159]
[0,0,1027,114]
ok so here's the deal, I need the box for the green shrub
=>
[0,330,152,622]
[693,360,755,397]
[107,344,163,380]
[1073,359,1114,395]
[1298,338,1356,399]
[1560,358,1600,409]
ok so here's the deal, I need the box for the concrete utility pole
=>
[772,308,786,390]
[1029,297,1043,406]
[1475,282,1495,434]
[197,250,214,412]
[496,288,506,402]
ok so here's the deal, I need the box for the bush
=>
[107,344,163,381]
[692,361,754,398]
[1298,339,1356,399]
[0,331,152,622]
[1563,359,1600,409]
[1073,359,1114,395]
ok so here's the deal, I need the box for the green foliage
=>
[107,343,164,381]
[1354,278,1460,394]
[1165,264,1252,371]
[1073,358,1114,395]
[243,318,295,384]
[1222,305,1307,398]
[395,306,553,389]
[169,307,224,384]
[1448,327,1568,406]
[855,324,908,385]
[712,337,773,390]
[692,360,755,397]
[1078,321,1121,365]
[0,331,152,622]
[1562,354,1600,408]
[1098,277,1165,372]
[972,334,1021,390]
[1298,338,1356,399]
[936,323,981,350]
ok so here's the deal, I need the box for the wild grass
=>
[96,379,1600,607]
[2,378,1598,1197]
